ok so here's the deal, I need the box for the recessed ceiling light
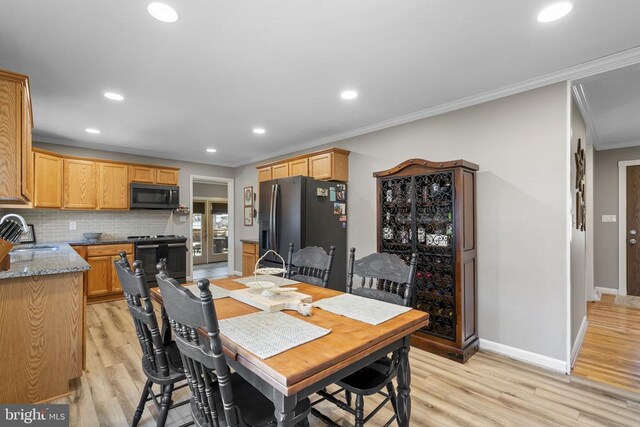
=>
[206,148,217,153]
[253,128,266,134]
[537,2,574,23]
[85,128,101,134]
[104,92,124,101]
[147,2,179,23]
[340,90,358,100]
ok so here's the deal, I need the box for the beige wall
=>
[570,97,588,350]
[233,83,572,361]
[593,145,640,290]
[193,183,227,199]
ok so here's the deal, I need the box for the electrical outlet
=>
[601,215,617,223]
[69,221,77,230]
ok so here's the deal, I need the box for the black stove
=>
[128,234,187,242]
[129,235,187,286]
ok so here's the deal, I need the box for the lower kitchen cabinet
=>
[242,241,258,276]
[74,243,134,303]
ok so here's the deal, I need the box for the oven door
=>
[166,242,187,282]
[130,183,180,209]
[135,243,162,284]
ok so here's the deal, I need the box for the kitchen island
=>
[0,243,90,404]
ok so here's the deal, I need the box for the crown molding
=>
[571,83,601,149]
[594,139,640,151]
[234,45,640,167]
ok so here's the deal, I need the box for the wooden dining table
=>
[150,276,429,427]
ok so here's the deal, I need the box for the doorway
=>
[192,198,229,265]
[189,177,234,281]
[618,160,640,297]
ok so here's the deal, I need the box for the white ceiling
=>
[2,1,640,166]
[575,64,640,150]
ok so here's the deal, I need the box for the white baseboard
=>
[571,316,588,367]
[479,339,567,373]
[234,270,242,276]
[596,286,618,296]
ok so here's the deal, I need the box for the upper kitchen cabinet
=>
[256,148,350,183]
[63,159,97,209]
[130,165,179,185]
[98,162,128,210]
[156,168,178,185]
[289,158,309,177]
[129,165,155,183]
[34,152,63,208]
[0,68,33,205]
[309,150,349,181]
[257,167,272,182]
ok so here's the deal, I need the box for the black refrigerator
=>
[259,176,347,291]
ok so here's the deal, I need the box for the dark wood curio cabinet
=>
[373,159,479,363]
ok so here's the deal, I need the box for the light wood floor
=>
[52,300,640,426]
[573,294,640,393]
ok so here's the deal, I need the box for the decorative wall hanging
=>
[575,138,586,231]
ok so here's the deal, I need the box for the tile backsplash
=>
[9,209,180,242]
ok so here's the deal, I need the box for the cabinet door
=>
[64,159,97,209]
[34,152,63,208]
[21,84,33,202]
[86,256,111,296]
[271,163,289,179]
[156,168,178,185]
[0,79,24,204]
[129,165,156,183]
[242,252,257,276]
[289,158,309,177]
[111,254,133,293]
[257,167,272,182]
[98,163,129,209]
[309,153,333,180]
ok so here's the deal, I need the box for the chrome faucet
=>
[0,214,29,232]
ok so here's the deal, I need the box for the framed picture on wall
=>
[19,224,36,244]
[244,206,253,226]
[244,186,254,206]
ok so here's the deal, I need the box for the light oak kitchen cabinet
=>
[83,243,134,302]
[98,162,128,209]
[156,168,178,185]
[271,163,290,179]
[257,167,272,183]
[33,152,63,208]
[242,241,259,276]
[0,68,33,205]
[130,165,179,185]
[129,165,155,183]
[289,158,309,177]
[256,148,349,183]
[64,158,97,209]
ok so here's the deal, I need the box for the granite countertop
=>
[241,239,259,244]
[67,238,136,246]
[0,243,91,280]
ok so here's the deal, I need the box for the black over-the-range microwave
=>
[130,183,180,209]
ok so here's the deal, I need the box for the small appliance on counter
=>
[128,235,187,286]
[0,214,29,271]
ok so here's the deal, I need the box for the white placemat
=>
[233,275,300,287]
[184,284,229,300]
[218,311,330,359]
[313,293,411,325]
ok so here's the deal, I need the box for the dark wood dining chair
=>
[313,248,418,427]
[114,253,190,427]
[155,269,312,427]
[286,243,336,287]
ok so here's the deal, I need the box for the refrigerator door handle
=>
[273,183,279,251]
[269,184,276,250]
